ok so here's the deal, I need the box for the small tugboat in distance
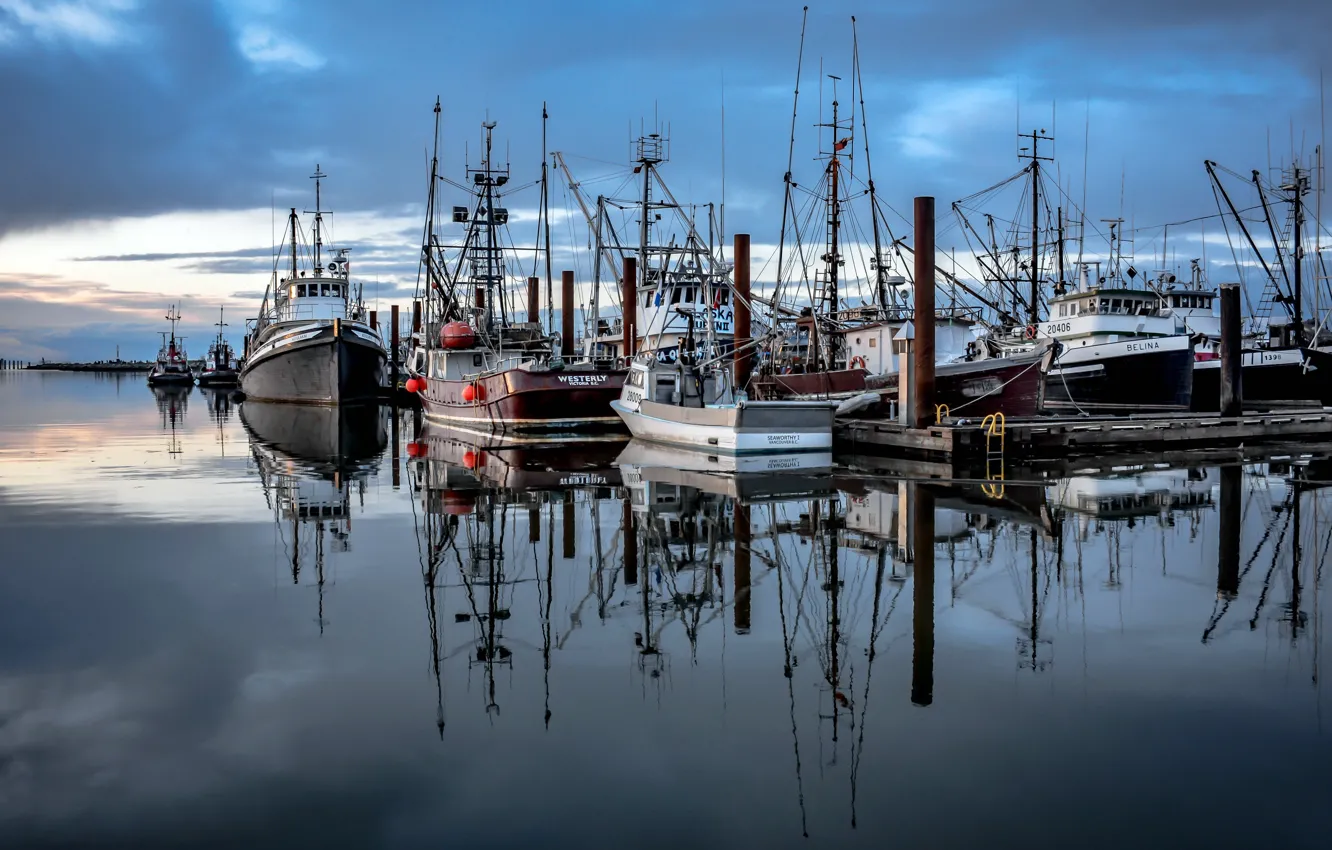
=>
[197,306,240,387]
[147,304,194,386]
[240,165,387,405]
[408,100,626,432]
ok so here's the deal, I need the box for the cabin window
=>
[1058,305,1067,317]
[320,283,331,297]
[1110,298,1122,313]
[1071,302,1078,315]
[1099,298,1109,312]
[869,338,877,348]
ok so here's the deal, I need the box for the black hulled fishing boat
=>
[147,304,195,386]
[1190,159,1332,410]
[240,166,387,405]
[197,306,240,387]
[955,131,1194,414]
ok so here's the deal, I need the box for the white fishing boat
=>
[610,337,836,455]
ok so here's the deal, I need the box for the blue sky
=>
[1,0,1329,360]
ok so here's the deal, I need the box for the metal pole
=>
[1219,283,1242,416]
[733,233,752,390]
[913,197,937,428]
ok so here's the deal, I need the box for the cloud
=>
[236,24,322,71]
[0,0,137,46]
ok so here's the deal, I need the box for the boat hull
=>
[197,368,240,387]
[1191,346,1332,411]
[610,398,835,455]
[147,367,194,386]
[240,322,386,405]
[240,400,388,466]
[855,352,1048,419]
[1044,335,1193,414]
[752,368,869,400]
[416,365,627,433]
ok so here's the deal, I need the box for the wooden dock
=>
[837,409,1332,462]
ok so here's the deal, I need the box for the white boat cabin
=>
[839,318,974,374]
[584,270,735,363]
[1037,286,1183,347]
[277,269,352,323]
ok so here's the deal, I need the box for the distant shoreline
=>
[24,362,166,373]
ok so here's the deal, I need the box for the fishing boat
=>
[147,305,194,386]
[196,306,240,387]
[1189,160,1332,410]
[954,134,1195,414]
[838,336,1056,421]
[611,307,836,454]
[407,100,626,431]
[240,166,387,405]
[555,133,736,366]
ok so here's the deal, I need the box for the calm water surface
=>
[1,370,1329,848]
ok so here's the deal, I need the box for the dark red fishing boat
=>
[839,343,1054,421]
[406,100,625,433]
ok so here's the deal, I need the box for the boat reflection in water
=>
[243,401,388,633]
[400,423,1330,841]
[151,384,191,458]
[408,423,623,733]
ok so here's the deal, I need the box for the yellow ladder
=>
[980,412,1006,498]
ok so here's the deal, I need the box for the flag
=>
[834,138,850,151]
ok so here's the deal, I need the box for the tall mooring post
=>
[562,490,576,560]
[1219,283,1242,416]
[622,257,637,360]
[390,304,400,391]
[911,483,935,706]
[733,234,752,390]
[412,300,422,334]
[912,197,937,429]
[528,276,540,325]
[561,270,575,359]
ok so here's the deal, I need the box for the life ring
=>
[1024,325,1038,340]
[849,355,868,370]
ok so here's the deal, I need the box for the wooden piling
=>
[528,276,540,325]
[390,304,400,390]
[622,257,637,360]
[734,502,751,634]
[913,197,936,429]
[412,300,422,334]
[529,503,541,543]
[911,483,935,706]
[391,409,401,489]
[1219,283,1242,416]
[561,270,575,359]
[733,234,752,389]
[369,310,377,330]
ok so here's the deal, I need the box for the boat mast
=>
[542,103,554,336]
[289,207,299,284]
[851,16,887,314]
[1018,129,1052,326]
[1292,164,1306,346]
[310,165,326,275]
